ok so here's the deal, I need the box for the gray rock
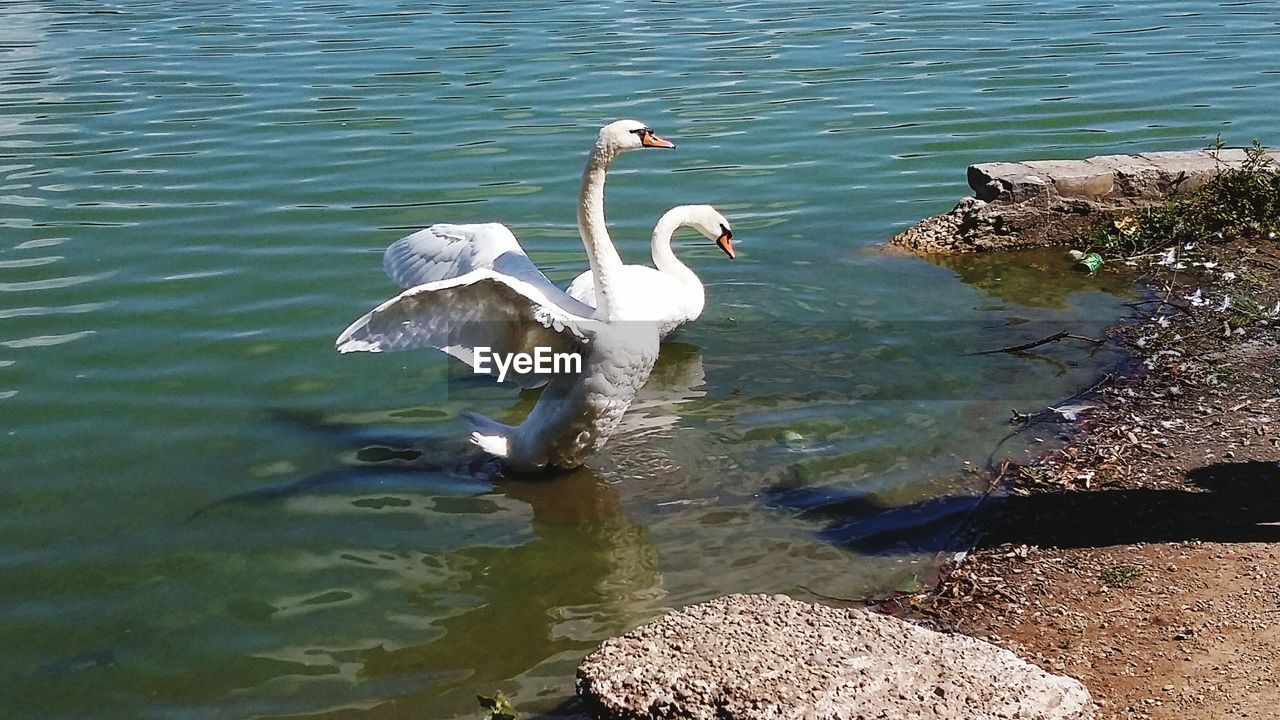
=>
[1135,149,1272,196]
[576,593,1094,720]
[967,161,1042,202]
[1086,154,1168,200]
[1021,159,1116,199]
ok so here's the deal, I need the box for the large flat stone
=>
[1019,159,1116,199]
[1083,154,1170,200]
[577,594,1094,720]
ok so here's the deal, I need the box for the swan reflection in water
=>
[613,341,708,437]
[220,344,710,716]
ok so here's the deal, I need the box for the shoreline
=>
[567,151,1277,720]
[920,233,1280,718]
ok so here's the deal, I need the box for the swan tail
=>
[462,412,513,459]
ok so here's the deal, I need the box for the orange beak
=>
[640,129,676,149]
[716,227,735,259]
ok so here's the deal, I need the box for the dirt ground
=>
[921,236,1280,719]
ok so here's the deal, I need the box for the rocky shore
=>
[906,149,1280,718]
[921,230,1280,718]
[891,148,1280,254]
[568,152,1278,720]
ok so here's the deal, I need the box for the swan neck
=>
[650,213,699,288]
[577,143,624,319]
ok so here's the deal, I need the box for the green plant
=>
[1228,294,1266,328]
[1091,139,1280,256]
[1100,563,1144,587]
[1017,464,1052,486]
[477,691,517,720]
[1095,471,1123,487]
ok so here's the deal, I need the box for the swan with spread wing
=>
[336,120,681,472]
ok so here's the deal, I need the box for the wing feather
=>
[336,269,595,387]
[382,222,596,317]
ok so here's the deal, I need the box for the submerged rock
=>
[577,593,1093,720]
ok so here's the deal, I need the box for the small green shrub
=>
[1100,563,1144,587]
[1092,139,1280,256]
[477,692,517,720]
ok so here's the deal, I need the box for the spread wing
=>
[336,269,596,387]
[383,222,596,317]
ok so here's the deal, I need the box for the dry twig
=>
[966,331,1105,356]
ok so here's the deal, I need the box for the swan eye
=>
[719,224,732,239]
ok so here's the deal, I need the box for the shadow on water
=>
[769,461,1280,555]
[208,341,709,510]
[184,425,663,716]
[183,346,712,716]
[194,436,660,716]
[765,478,984,556]
[350,470,662,716]
[186,411,500,521]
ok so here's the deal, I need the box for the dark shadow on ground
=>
[767,461,1280,555]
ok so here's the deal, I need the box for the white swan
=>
[336,120,675,472]
[380,121,674,303]
[566,204,733,339]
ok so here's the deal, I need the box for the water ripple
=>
[1,1,1278,718]
[0,302,105,320]
[0,272,110,293]
[2,330,94,349]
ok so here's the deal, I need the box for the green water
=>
[2,1,1277,717]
